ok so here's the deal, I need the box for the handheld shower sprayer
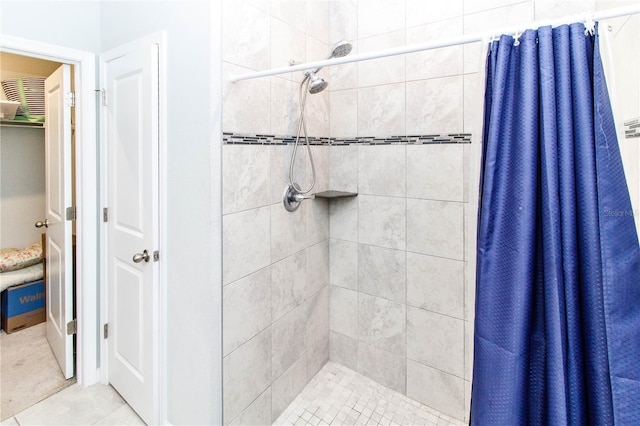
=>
[284,40,353,212]
[305,40,354,91]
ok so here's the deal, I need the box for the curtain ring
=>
[513,29,521,46]
[585,13,596,36]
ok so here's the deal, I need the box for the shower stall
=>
[220,1,640,424]
[222,1,474,420]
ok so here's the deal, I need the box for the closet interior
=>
[0,52,76,420]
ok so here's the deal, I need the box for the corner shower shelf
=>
[313,190,358,199]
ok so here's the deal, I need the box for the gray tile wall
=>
[328,143,471,421]
[222,143,331,426]
[221,0,332,423]
[327,6,474,418]
[222,140,471,423]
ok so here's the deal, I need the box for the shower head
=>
[329,41,353,58]
[309,40,353,76]
[306,70,328,94]
[302,40,352,94]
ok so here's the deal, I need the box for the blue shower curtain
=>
[471,23,640,425]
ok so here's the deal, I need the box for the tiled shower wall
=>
[221,0,332,424]
[221,0,634,425]
[327,142,470,421]
[327,0,610,139]
[222,142,331,425]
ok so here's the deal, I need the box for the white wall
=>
[0,127,45,248]
[0,1,100,53]
[99,1,222,424]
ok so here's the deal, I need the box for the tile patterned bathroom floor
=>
[0,383,145,426]
[274,362,465,426]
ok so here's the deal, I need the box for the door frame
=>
[0,35,99,386]
[98,32,166,423]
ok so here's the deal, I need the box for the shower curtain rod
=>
[229,4,640,83]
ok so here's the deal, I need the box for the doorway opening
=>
[0,52,78,419]
[0,33,100,417]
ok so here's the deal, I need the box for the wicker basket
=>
[1,78,45,120]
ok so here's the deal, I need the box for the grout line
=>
[90,403,126,426]
[404,141,409,397]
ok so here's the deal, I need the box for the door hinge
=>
[103,207,108,222]
[101,89,108,106]
[66,319,77,335]
[66,206,77,221]
[153,250,159,262]
[64,92,75,108]
[103,323,109,339]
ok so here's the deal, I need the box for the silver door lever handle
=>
[35,219,49,228]
[133,250,150,263]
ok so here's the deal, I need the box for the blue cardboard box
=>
[1,280,45,334]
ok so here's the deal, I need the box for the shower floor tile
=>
[273,362,465,426]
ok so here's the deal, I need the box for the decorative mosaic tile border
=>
[223,132,472,145]
[624,117,640,139]
[223,133,326,145]
[331,134,472,145]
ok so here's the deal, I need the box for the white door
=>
[44,64,74,379]
[103,41,159,425]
